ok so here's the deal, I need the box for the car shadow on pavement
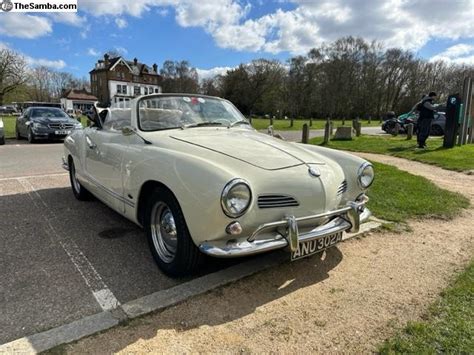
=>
[73,248,343,352]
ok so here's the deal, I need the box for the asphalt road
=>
[0,140,239,344]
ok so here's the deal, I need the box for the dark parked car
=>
[16,107,82,143]
[0,105,17,115]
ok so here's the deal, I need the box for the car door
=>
[83,110,130,213]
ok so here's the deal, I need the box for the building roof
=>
[90,55,160,76]
[62,89,97,101]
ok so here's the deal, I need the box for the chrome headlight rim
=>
[357,162,374,189]
[221,178,252,218]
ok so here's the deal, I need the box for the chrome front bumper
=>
[199,195,371,258]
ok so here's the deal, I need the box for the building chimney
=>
[104,53,109,66]
[153,63,158,73]
[133,57,138,65]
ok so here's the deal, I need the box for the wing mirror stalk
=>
[122,126,152,145]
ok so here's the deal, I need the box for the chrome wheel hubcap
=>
[150,202,177,263]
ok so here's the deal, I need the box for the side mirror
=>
[122,126,135,136]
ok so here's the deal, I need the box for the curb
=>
[0,220,382,354]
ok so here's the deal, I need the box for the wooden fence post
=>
[290,117,294,127]
[270,116,274,126]
[406,123,414,140]
[302,123,309,144]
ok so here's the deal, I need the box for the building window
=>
[122,85,127,94]
[134,86,140,96]
[155,88,160,93]
[116,72,121,79]
[133,75,139,82]
[117,84,122,94]
[149,87,153,93]
[144,87,148,95]
[120,72,125,79]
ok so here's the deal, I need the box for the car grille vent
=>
[258,195,299,209]
[49,123,75,129]
[337,180,348,196]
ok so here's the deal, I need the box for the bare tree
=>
[0,49,28,105]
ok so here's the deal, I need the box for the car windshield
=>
[31,108,68,118]
[138,95,248,131]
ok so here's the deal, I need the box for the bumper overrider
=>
[199,195,371,257]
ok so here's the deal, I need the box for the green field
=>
[366,162,469,222]
[380,260,474,354]
[250,118,380,131]
[310,135,474,172]
[1,116,16,138]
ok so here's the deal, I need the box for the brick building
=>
[90,54,162,107]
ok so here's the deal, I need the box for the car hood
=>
[32,116,76,124]
[166,128,327,170]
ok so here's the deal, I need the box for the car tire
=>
[430,125,443,136]
[0,136,4,145]
[145,187,203,277]
[27,128,36,143]
[69,158,91,201]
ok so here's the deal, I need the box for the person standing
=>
[416,91,437,149]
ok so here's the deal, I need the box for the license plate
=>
[291,232,343,261]
[55,130,70,135]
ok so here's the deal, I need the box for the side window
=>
[102,109,131,132]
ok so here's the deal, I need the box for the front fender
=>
[125,145,236,244]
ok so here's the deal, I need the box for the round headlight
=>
[221,179,252,217]
[358,163,374,189]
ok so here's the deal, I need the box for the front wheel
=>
[27,128,36,143]
[69,158,91,200]
[145,187,203,277]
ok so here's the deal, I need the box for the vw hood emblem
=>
[308,167,320,177]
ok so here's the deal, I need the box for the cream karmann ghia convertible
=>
[63,94,374,276]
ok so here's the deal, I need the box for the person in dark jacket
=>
[416,91,437,149]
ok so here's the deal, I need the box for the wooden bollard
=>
[323,121,331,144]
[406,123,414,140]
[270,116,274,126]
[309,117,313,127]
[290,117,294,127]
[355,122,361,137]
[302,123,309,144]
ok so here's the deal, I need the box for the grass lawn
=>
[310,135,474,172]
[251,118,380,131]
[1,116,16,138]
[366,162,469,222]
[379,260,474,354]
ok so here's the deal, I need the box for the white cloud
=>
[47,13,86,27]
[25,56,67,69]
[0,13,52,39]
[115,17,128,29]
[114,46,128,55]
[430,44,474,65]
[87,48,100,56]
[196,66,234,81]
[78,0,474,55]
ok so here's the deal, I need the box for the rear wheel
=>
[145,187,203,277]
[69,158,91,200]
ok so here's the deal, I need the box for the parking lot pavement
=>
[0,141,239,345]
[0,141,65,179]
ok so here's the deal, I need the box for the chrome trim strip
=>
[82,173,135,208]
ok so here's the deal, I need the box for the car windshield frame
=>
[30,107,69,119]
[136,94,247,132]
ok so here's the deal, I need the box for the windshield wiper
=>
[183,122,223,129]
[229,120,251,128]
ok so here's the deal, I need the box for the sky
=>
[0,0,473,80]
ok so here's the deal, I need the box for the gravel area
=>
[65,154,474,354]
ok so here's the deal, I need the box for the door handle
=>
[85,135,97,149]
